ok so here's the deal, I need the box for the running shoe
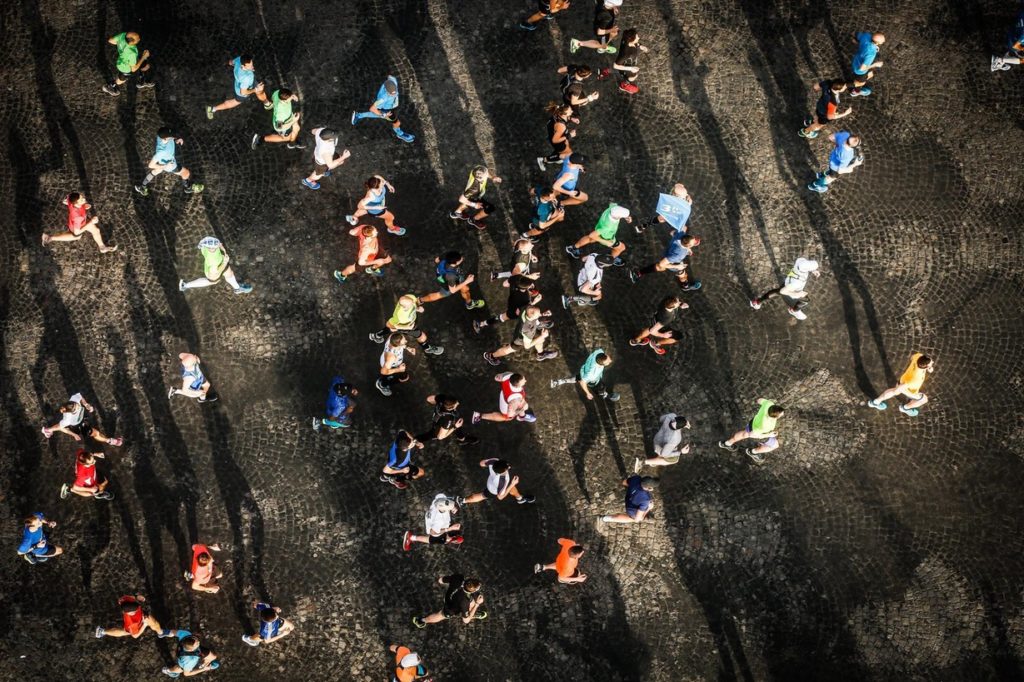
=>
[369,332,385,343]
[679,280,702,291]
[561,295,570,309]
[376,379,392,396]
[242,635,261,647]
[95,626,106,638]
[184,183,204,194]
[465,299,486,310]
[346,215,358,225]
[536,350,559,361]
[717,440,736,452]
[598,45,617,54]
[468,219,487,231]
[749,299,762,310]
[350,111,358,125]
[569,38,580,53]
[402,531,412,551]
[471,412,481,425]
[483,352,501,366]
[612,257,625,267]
[178,279,186,292]
[312,417,321,432]
[516,495,536,504]
[286,142,307,150]
[788,307,807,320]
[534,563,543,574]
[449,210,465,220]
[94,491,114,500]
[234,283,253,294]
[387,225,407,236]
[136,80,155,89]
[536,157,547,171]
[604,392,621,402]
[423,344,444,355]
[412,616,426,629]
[564,245,581,259]
[251,133,261,149]
[205,106,215,120]
[649,342,667,355]
[807,180,828,193]
[448,536,464,546]
[598,67,612,81]
[628,270,640,284]
[134,185,149,196]
[797,128,818,139]
[517,412,537,423]
[745,449,766,464]
[60,483,69,499]
[394,130,415,143]
[333,271,347,283]
[629,338,648,347]
[899,405,920,417]
[518,21,538,31]
[167,386,176,399]
[101,84,120,97]
[867,399,887,411]
[301,178,320,190]
[365,267,384,277]
[633,457,643,474]
[618,81,639,94]
[472,320,484,335]
[457,436,480,446]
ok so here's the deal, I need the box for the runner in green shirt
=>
[369,295,444,356]
[178,237,253,295]
[565,203,631,265]
[718,399,785,464]
[251,88,305,149]
[102,31,153,96]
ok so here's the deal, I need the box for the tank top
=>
[181,362,205,384]
[365,185,387,212]
[499,376,525,413]
[558,157,579,191]
[380,340,405,369]
[388,300,417,329]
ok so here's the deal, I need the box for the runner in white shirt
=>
[750,257,821,321]
[41,392,124,447]
[301,127,351,190]
[402,494,464,550]
[563,253,613,307]
[635,413,690,470]
[457,458,535,505]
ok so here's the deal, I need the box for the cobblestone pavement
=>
[2,0,1024,680]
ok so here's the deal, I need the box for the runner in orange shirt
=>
[388,643,432,681]
[334,224,392,282]
[867,353,934,417]
[534,538,587,584]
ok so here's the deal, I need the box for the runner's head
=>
[366,176,383,190]
[670,416,690,430]
[180,636,200,651]
[540,186,557,201]
[398,294,418,310]
[596,352,612,366]
[278,87,294,100]
[156,126,174,141]
[680,235,700,248]
[384,78,397,95]
[125,32,141,45]
[514,238,533,253]
[767,405,785,418]
[24,515,42,529]
[463,578,482,593]
[846,135,861,148]
[594,254,615,269]
[568,153,586,167]
[77,450,95,466]
[260,607,278,623]
[442,251,463,267]
[60,401,79,413]
[333,382,353,397]
[239,54,254,69]
[508,373,526,388]
[320,128,339,142]
[622,28,639,45]
[830,80,847,93]
[121,600,141,615]
[573,65,593,80]
[68,192,84,206]
[361,225,377,238]
[472,165,489,181]
[434,495,458,513]
[569,545,585,558]
[387,332,407,348]
[396,431,416,451]
[196,552,212,567]
[640,476,658,491]
[917,355,933,369]
[872,33,886,45]
[661,295,681,311]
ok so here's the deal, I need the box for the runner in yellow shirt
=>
[867,353,933,417]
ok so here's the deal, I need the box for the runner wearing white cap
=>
[565,202,631,264]
[750,257,821,320]
[388,643,431,681]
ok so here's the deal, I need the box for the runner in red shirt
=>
[471,372,537,424]
[185,543,223,593]
[94,594,182,639]
[333,224,393,283]
[60,450,114,500]
[41,192,117,253]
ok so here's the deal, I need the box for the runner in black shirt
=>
[415,394,479,446]
[630,295,687,355]
[473,274,546,333]
[537,103,576,169]
[518,0,570,31]
[604,29,649,94]
[569,0,622,54]
[557,65,598,118]
[412,575,486,627]
[799,79,851,139]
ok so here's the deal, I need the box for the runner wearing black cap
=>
[552,153,588,208]
[302,127,351,190]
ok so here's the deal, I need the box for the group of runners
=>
[17,3,959,679]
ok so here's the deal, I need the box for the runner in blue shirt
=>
[135,127,204,196]
[808,131,863,193]
[313,376,358,431]
[242,601,295,646]
[629,232,702,291]
[17,512,63,564]
[600,475,657,524]
[351,75,415,143]
[205,54,272,118]
[552,153,588,207]
[992,11,1024,71]
[849,32,885,96]
[522,186,565,241]
[161,631,219,678]
[381,431,426,489]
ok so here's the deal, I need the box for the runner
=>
[333,224,392,283]
[565,202,631,263]
[562,253,614,308]
[557,65,599,118]
[798,79,852,139]
[471,373,537,424]
[992,11,1024,71]
[750,257,821,321]
[807,131,864,193]
[483,306,560,365]
[184,542,223,594]
[472,274,545,333]
[552,153,589,209]
[41,392,124,448]
[521,186,565,241]
[491,238,540,281]
[634,183,692,235]
[178,236,253,294]
[536,103,576,169]
[17,512,63,564]
[417,251,485,311]
[630,295,687,355]
[628,233,702,291]
[251,87,304,149]
[102,31,152,96]
[370,295,445,357]
[414,394,479,447]
[161,632,220,678]
[205,54,271,119]
[313,376,358,431]
[302,128,352,190]
[351,75,415,143]
[242,601,295,646]
[603,28,650,94]
[167,352,218,403]
[458,458,536,506]
[346,175,407,236]
[569,0,622,55]
[402,493,464,550]
[718,399,785,464]
[634,413,690,470]
[41,192,117,253]
[381,430,426,489]
[60,449,114,501]
[412,574,486,628]
[550,348,620,401]
[534,539,587,584]
[848,32,885,96]
[377,333,413,397]
[600,475,657,524]
[449,165,502,230]
[389,643,432,682]
[95,594,181,640]
[518,0,570,31]
[867,353,934,417]
[134,127,204,196]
